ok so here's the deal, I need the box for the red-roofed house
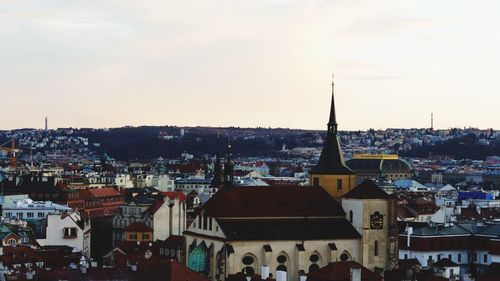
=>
[124,222,153,242]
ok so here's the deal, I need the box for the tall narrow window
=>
[374,240,379,256]
[458,254,461,263]
[349,211,353,223]
[337,179,343,191]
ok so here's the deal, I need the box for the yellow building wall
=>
[309,174,356,198]
[124,231,153,242]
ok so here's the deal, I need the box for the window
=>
[160,248,164,255]
[17,212,23,219]
[309,253,321,273]
[374,241,379,256]
[242,255,256,277]
[142,234,150,240]
[404,254,408,259]
[448,254,452,261]
[484,254,488,263]
[130,234,137,240]
[349,211,353,223]
[474,253,477,262]
[198,215,202,229]
[458,254,461,263]
[209,218,213,231]
[63,227,78,238]
[313,178,319,186]
[337,179,343,191]
[203,215,208,230]
[37,212,45,218]
[27,212,34,218]
[7,239,16,246]
[5,212,12,218]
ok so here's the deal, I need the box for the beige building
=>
[184,82,398,280]
[184,186,361,281]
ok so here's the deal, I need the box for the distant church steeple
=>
[309,76,356,198]
[223,138,235,190]
[328,77,338,135]
[211,133,223,187]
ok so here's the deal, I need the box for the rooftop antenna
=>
[431,113,434,131]
[45,117,48,131]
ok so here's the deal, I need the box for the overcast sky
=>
[1,0,499,130]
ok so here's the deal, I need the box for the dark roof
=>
[343,180,391,200]
[477,263,500,281]
[215,218,360,241]
[202,186,345,218]
[433,258,458,268]
[311,134,355,175]
[132,259,210,281]
[346,158,411,173]
[307,261,382,281]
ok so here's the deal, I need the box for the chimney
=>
[131,264,137,272]
[276,270,287,281]
[350,266,361,281]
[261,266,270,279]
[406,226,413,248]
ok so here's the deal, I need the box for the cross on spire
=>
[327,74,338,134]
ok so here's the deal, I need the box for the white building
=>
[37,212,91,258]
[1,197,72,220]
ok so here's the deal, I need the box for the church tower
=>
[309,78,356,198]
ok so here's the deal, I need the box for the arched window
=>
[309,264,320,273]
[349,210,353,223]
[309,252,322,273]
[340,251,351,261]
[276,252,289,274]
[241,253,258,277]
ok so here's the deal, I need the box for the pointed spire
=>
[211,132,223,187]
[223,137,234,190]
[328,74,338,134]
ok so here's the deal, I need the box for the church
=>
[184,80,398,281]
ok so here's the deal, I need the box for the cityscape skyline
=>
[1,0,499,130]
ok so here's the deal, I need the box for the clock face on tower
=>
[370,211,384,230]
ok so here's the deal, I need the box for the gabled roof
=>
[307,261,382,281]
[125,222,153,233]
[343,180,391,200]
[433,258,458,268]
[163,192,187,202]
[202,186,345,218]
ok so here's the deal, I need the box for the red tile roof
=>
[86,187,121,197]
[202,186,345,218]
[132,259,210,281]
[125,222,153,233]
[163,192,187,202]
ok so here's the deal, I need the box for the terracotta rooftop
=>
[125,222,153,233]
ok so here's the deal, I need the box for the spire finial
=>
[328,74,338,134]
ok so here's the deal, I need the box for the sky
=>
[1,0,499,131]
